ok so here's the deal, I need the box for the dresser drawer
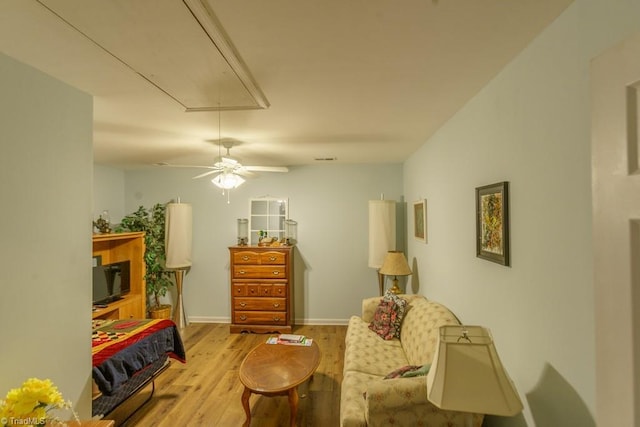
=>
[233,283,262,296]
[234,283,287,296]
[233,251,286,265]
[232,284,248,296]
[234,311,287,325]
[273,283,287,297]
[234,297,286,311]
[233,265,286,279]
[259,251,286,265]
[260,283,287,296]
[233,251,260,264]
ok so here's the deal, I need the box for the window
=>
[249,197,288,244]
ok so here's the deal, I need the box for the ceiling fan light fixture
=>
[212,172,245,189]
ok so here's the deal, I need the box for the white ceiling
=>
[0,0,573,170]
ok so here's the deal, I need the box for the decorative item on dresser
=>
[229,246,294,333]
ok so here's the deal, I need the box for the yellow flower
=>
[0,378,76,427]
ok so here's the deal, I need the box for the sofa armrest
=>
[365,376,427,413]
[362,296,383,323]
[364,377,483,427]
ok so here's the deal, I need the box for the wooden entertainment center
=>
[92,232,146,320]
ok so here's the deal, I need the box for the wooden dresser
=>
[229,246,293,333]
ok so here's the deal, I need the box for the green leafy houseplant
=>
[117,203,173,314]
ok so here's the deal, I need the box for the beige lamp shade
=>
[368,200,396,268]
[426,325,523,417]
[165,202,193,269]
[379,251,412,276]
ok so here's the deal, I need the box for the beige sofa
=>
[340,294,484,427]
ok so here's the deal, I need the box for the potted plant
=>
[117,203,174,318]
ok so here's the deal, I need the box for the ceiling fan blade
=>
[192,170,221,179]
[155,162,217,170]
[234,168,256,177]
[243,165,289,173]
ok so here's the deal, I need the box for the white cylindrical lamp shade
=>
[368,200,396,268]
[165,202,193,268]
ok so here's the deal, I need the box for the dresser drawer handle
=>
[242,255,250,261]
[273,303,280,308]
[240,315,247,321]
[273,316,281,321]
[239,270,246,275]
[240,302,246,307]
[272,271,280,275]
[269,256,277,261]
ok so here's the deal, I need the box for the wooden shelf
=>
[92,232,146,320]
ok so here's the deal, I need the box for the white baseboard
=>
[187,316,230,323]
[295,318,349,325]
[187,316,349,325]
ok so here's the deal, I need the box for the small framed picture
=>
[475,182,510,266]
[413,199,427,243]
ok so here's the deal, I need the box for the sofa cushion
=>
[399,298,460,366]
[368,291,407,340]
[340,370,380,427]
[344,316,407,376]
[364,375,483,427]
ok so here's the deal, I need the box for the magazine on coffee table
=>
[266,335,313,346]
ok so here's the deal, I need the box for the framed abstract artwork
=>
[475,182,510,266]
[413,199,427,243]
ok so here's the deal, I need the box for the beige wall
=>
[404,0,640,425]
[0,53,93,417]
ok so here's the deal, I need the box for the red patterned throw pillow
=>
[368,290,408,340]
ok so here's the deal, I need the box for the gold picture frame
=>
[413,199,427,243]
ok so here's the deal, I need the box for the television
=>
[92,256,130,305]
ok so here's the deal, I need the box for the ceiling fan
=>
[159,140,288,189]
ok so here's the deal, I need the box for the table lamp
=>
[426,325,523,427]
[378,251,412,294]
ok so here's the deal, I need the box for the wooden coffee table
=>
[239,340,321,427]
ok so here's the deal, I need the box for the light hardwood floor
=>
[124,323,347,426]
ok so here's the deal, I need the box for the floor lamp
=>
[368,199,396,296]
[165,201,192,330]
